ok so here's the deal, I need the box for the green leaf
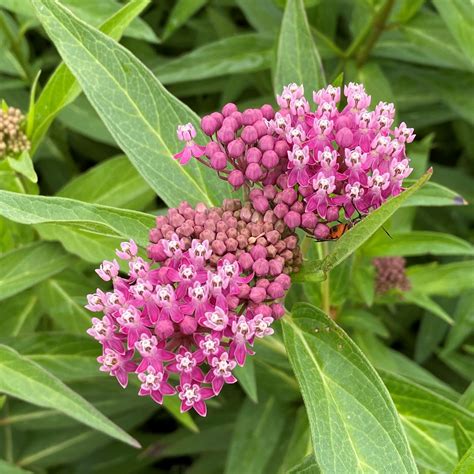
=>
[402,292,454,324]
[454,445,474,474]
[433,0,474,63]
[0,291,41,337]
[321,169,432,274]
[407,261,474,297]
[162,0,207,40]
[454,420,473,460]
[0,460,31,474]
[0,344,140,448]
[7,151,37,183]
[0,242,72,301]
[364,231,474,257]
[339,309,389,339]
[38,270,93,333]
[236,0,282,34]
[274,0,325,95]
[445,291,474,352]
[233,358,258,403]
[0,333,98,381]
[31,0,229,207]
[287,455,320,474]
[0,190,155,247]
[282,304,417,473]
[225,398,288,474]
[402,180,468,207]
[382,371,474,472]
[155,34,273,84]
[375,12,472,72]
[30,0,153,154]
[57,155,154,210]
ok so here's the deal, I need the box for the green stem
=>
[321,242,331,316]
[343,0,395,65]
[0,14,34,83]
[3,401,13,463]
[355,0,395,67]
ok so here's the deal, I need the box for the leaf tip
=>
[454,195,468,206]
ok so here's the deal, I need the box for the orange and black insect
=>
[328,222,351,240]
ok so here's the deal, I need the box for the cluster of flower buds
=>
[373,257,411,295]
[87,214,297,415]
[0,106,30,158]
[147,199,302,313]
[174,82,415,240]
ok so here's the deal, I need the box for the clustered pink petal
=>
[87,200,299,416]
[173,82,415,240]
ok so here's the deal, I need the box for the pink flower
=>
[230,315,255,366]
[306,173,336,218]
[178,383,214,416]
[168,346,205,385]
[174,123,206,165]
[116,240,138,260]
[135,334,174,372]
[85,289,107,312]
[201,306,229,332]
[205,352,237,395]
[97,348,136,388]
[95,259,119,281]
[252,314,274,338]
[313,84,340,104]
[287,145,312,187]
[138,366,175,404]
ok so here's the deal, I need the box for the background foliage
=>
[0,0,473,472]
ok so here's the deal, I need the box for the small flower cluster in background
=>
[0,106,30,158]
[373,256,411,295]
[87,198,299,415]
[175,82,414,240]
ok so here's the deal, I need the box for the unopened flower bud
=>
[258,135,274,152]
[228,138,245,158]
[314,223,330,240]
[262,150,279,169]
[201,115,218,136]
[222,102,238,117]
[253,258,270,276]
[250,286,267,303]
[228,170,245,188]
[245,163,263,181]
[246,147,261,163]
[284,211,301,229]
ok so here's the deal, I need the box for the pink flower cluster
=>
[86,236,281,417]
[174,82,415,240]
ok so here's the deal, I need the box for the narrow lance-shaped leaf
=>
[274,0,325,95]
[322,168,432,274]
[30,0,152,154]
[31,0,230,207]
[0,190,155,246]
[0,242,72,301]
[282,303,417,473]
[0,344,140,448]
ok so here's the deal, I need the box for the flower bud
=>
[335,127,353,148]
[260,104,275,120]
[258,135,274,152]
[210,151,227,170]
[276,173,288,189]
[205,141,220,157]
[180,316,197,335]
[269,259,283,276]
[314,223,330,240]
[241,125,258,144]
[245,163,263,181]
[252,195,270,213]
[217,126,235,144]
[222,102,238,117]
[228,138,245,158]
[238,252,254,270]
[255,304,272,317]
[327,206,340,221]
[275,273,291,290]
[250,244,267,260]
[201,115,218,136]
[246,147,262,163]
[210,111,223,127]
[284,211,301,229]
[155,319,174,339]
[242,109,257,125]
[262,150,279,169]
[147,243,166,261]
[253,258,270,276]
[211,240,226,256]
[222,116,239,131]
[274,203,289,219]
[281,187,297,205]
[271,303,285,319]
[250,286,267,303]
[274,140,290,157]
[254,120,268,137]
[228,170,245,188]
[267,282,285,299]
